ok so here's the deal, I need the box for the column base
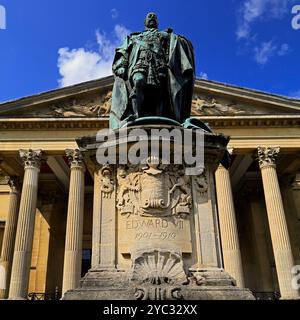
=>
[280,296,300,300]
[62,268,254,300]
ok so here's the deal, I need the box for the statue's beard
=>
[146,20,158,29]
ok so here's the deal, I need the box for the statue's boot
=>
[130,98,139,119]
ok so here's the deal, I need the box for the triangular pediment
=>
[0,76,299,119]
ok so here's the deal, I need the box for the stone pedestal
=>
[63,124,253,300]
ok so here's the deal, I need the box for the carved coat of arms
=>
[116,157,192,218]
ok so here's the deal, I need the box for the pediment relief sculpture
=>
[191,94,295,116]
[4,91,112,118]
[34,92,283,118]
[50,91,112,118]
[1,88,297,119]
[192,95,245,116]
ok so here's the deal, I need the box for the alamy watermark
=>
[95,128,205,176]
[0,4,6,30]
[292,5,300,30]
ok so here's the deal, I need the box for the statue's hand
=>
[115,67,127,80]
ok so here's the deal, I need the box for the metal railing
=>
[253,291,281,300]
[28,287,60,300]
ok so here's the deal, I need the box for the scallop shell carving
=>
[131,250,187,285]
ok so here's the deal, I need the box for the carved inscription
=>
[126,218,184,241]
[119,216,192,254]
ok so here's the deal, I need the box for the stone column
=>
[245,184,276,292]
[256,147,299,299]
[215,164,245,288]
[62,149,85,295]
[0,177,20,299]
[8,150,43,299]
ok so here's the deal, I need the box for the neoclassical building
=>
[0,76,299,300]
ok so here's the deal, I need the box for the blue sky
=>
[0,0,299,102]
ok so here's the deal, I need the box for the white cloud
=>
[111,8,119,19]
[290,90,300,99]
[57,48,112,87]
[236,24,251,40]
[199,72,208,80]
[254,41,291,65]
[243,0,265,23]
[237,0,294,40]
[278,43,290,56]
[0,5,6,30]
[114,24,130,42]
[254,41,277,64]
[57,25,130,87]
[268,0,291,18]
[236,1,294,64]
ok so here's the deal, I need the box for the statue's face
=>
[145,12,158,29]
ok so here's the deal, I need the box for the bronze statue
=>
[110,12,195,129]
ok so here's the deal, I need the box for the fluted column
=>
[62,149,85,295]
[0,177,20,299]
[8,150,43,299]
[256,147,299,299]
[215,163,245,287]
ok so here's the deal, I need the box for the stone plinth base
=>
[66,123,255,301]
[63,269,254,300]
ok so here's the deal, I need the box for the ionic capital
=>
[65,149,85,169]
[19,149,43,169]
[256,146,280,169]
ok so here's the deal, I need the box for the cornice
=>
[198,115,300,128]
[0,115,299,130]
[0,117,108,130]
